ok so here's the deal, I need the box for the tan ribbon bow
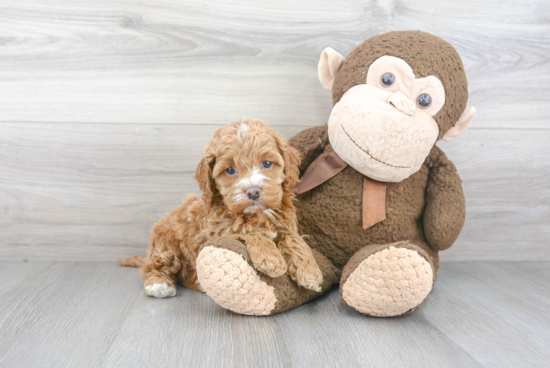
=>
[294,151,386,230]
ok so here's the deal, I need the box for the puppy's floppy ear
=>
[273,133,301,192]
[194,154,217,205]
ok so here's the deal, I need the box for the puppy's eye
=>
[262,161,273,169]
[225,167,237,176]
[416,93,432,108]
[381,73,395,87]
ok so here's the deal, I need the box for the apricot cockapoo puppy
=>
[119,119,323,298]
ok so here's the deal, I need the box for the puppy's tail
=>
[116,255,146,268]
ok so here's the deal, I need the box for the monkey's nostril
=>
[245,187,261,200]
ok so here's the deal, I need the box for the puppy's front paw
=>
[248,246,287,278]
[145,282,177,298]
[289,261,324,292]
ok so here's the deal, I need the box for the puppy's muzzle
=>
[246,187,260,201]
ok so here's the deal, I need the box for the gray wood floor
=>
[0,261,548,368]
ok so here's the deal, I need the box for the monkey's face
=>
[327,56,446,183]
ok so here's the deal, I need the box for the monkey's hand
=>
[288,125,329,176]
[423,147,466,251]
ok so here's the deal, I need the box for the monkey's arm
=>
[288,125,329,176]
[423,146,466,251]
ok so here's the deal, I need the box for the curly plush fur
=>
[192,31,472,318]
[118,119,323,296]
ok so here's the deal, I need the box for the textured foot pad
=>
[196,246,277,316]
[145,283,177,298]
[342,246,433,317]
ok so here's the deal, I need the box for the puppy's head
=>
[194,119,300,216]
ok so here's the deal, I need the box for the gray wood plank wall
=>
[0,0,549,261]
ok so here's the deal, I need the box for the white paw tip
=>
[309,284,322,293]
[146,282,177,298]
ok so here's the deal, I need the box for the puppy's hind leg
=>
[141,234,182,298]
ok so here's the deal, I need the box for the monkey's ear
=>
[442,106,476,142]
[318,47,345,91]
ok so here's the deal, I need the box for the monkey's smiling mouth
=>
[341,125,410,169]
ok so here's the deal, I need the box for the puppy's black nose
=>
[246,187,260,200]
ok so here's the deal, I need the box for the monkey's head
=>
[318,31,475,182]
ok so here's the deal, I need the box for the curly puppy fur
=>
[118,119,323,296]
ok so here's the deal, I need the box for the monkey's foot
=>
[196,237,339,316]
[340,243,434,317]
[196,238,278,316]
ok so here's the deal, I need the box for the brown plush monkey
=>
[195,31,475,317]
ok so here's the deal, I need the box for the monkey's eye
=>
[225,167,237,176]
[380,73,395,87]
[416,93,432,108]
[262,161,273,169]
